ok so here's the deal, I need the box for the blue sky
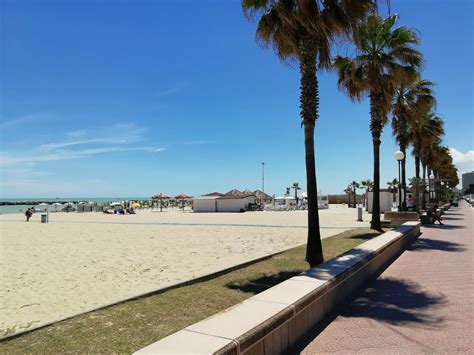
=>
[1,0,473,198]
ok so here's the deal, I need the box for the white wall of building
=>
[192,197,218,212]
[367,191,393,213]
[216,196,256,212]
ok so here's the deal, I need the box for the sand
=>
[0,206,369,338]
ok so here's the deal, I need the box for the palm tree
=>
[334,14,422,230]
[348,181,360,207]
[242,0,374,266]
[361,179,373,208]
[411,111,444,209]
[387,178,399,204]
[343,186,352,206]
[392,78,436,209]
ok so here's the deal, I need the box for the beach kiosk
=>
[192,194,257,213]
[192,196,219,212]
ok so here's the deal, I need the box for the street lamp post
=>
[261,162,265,193]
[394,151,405,212]
[429,173,435,202]
[292,182,300,210]
[440,181,445,203]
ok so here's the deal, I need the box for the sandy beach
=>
[0,206,369,338]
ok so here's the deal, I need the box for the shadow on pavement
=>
[441,216,463,220]
[287,278,446,354]
[423,224,465,230]
[407,238,466,252]
[339,278,446,326]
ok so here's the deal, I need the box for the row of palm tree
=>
[242,1,457,267]
[344,180,374,208]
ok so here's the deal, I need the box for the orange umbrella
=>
[175,193,193,199]
[152,193,170,200]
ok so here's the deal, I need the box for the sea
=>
[0,197,149,215]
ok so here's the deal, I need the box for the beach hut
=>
[192,196,219,212]
[216,194,257,212]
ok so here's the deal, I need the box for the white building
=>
[216,195,257,212]
[192,195,257,213]
[367,190,394,213]
[192,196,219,212]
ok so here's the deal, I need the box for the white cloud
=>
[156,88,180,97]
[0,146,166,167]
[0,112,53,129]
[66,130,88,138]
[36,138,129,152]
[449,148,474,173]
[183,140,214,145]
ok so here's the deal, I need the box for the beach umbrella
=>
[52,202,62,212]
[38,203,49,206]
[175,193,193,199]
[131,202,141,207]
[152,193,170,199]
[175,193,193,211]
[110,202,123,206]
[152,193,170,211]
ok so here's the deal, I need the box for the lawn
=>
[0,228,382,354]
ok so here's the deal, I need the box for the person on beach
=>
[25,208,33,222]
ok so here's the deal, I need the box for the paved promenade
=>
[296,202,473,354]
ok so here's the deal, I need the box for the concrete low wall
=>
[384,211,419,227]
[135,222,421,355]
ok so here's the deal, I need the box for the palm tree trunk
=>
[414,156,420,211]
[369,93,382,230]
[422,162,427,210]
[299,38,324,267]
[400,144,407,210]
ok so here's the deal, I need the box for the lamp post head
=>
[394,151,405,161]
[441,181,445,186]
[430,174,435,179]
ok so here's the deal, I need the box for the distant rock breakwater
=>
[0,201,81,206]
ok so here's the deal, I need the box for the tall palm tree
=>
[242,0,374,267]
[411,111,444,209]
[334,14,422,230]
[392,78,436,209]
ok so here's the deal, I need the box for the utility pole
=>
[261,162,265,193]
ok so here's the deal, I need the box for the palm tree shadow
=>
[422,224,465,230]
[287,278,446,354]
[348,231,381,240]
[339,278,446,327]
[226,271,302,294]
[407,238,466,252]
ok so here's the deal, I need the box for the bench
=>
[420,208,443,225]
